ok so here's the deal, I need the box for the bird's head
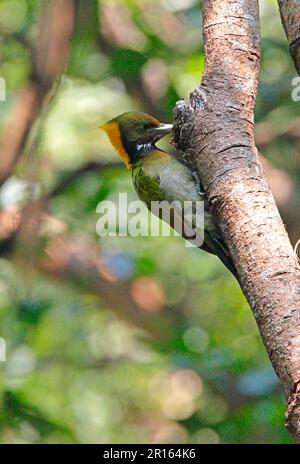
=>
[101,111,173,168]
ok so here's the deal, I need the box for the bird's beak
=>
[142,123,173,143]
[152,123,173,137]
[137,123,173,144]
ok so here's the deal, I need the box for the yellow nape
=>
[101,121,130,168]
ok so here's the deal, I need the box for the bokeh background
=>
[0,0,299,444]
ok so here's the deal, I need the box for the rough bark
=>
[278,0,300,74]
[173,0,300,441]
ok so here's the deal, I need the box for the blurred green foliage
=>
[0,0,298,444]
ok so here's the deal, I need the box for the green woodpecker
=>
[101,111,238,279]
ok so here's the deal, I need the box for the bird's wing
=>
[132,166,166,206]
[169,151,239,279]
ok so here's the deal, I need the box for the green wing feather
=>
[132,166,166,206]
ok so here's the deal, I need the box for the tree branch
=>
[173,0,300,441]
[0,0,74,187]
[47,161,123,199]
[278,0,300,74]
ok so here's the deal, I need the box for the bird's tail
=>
[202,231,240,283]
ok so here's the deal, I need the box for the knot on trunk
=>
[172,87,207,153]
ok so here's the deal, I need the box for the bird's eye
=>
[143,123,151,130]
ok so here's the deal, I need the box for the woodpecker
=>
[101,111,238,279]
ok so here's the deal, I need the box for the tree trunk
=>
[278,0,300,74]
[173,0,300,442]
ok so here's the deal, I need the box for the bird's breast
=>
[137,151,200,203]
